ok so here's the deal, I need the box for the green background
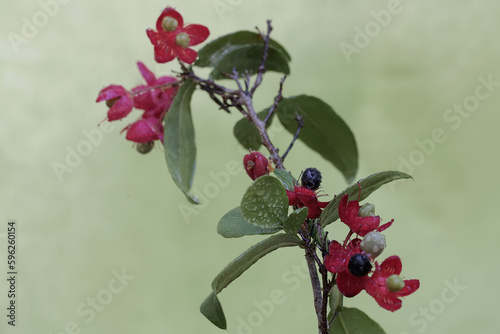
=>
[2,0,499,333]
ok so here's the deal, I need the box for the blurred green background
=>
[2,0,499,333]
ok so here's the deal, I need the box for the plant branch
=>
[250,20,273,96]
[264,75,286,124]
[281,114,303,161]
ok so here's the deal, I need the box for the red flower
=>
[132,62,178,119]
[243,152,270,180]
[324,239,370,297]
[364,256,420,312]
[146,7,209,64]
[96,85,134,121]
[338,194,393,237]
[122,117,164,143]
[286,186,329,219]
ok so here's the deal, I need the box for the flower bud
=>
[175,32,190,48]
[360,231,386,258]
[161,17,178,32]
[300,167,322,190]
[386,274,405,292]
[359,203,375,217]
[243,152,269,181]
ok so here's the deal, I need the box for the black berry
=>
[301,167,322,191]
[347,253,372,277]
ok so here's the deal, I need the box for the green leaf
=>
[330,307,386,334]
[240,175,289,228]
[201,233,303,329]
[217,207,282,238]
[320,171,413,227]
[200,292,226,330]
[273,169,297,191]
[211,233,303,293]
[163,79,199,204]
[233,109,274,150]
[276,95,358,183]
[283,207,308,234]
[194,31,291,80]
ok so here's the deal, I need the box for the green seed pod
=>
[175,32,190,48]
[136,141,155,154]
[360,231,386,258]
[162,17,178,32]
[386,274,405,293]
[359,203,375,217]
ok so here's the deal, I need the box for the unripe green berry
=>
[386,274,405,292]
[359,203,375,217]
[360,231,386,258]
[136,141,155,154]
[106,97,119,108]
[175,32,190,48]
[161,17,178,32]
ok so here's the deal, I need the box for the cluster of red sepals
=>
[243,151,419,311]
[96,7,209,144]
[324,194,420,311]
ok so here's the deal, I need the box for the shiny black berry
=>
[300,167,322,191]
[347,253,372,277]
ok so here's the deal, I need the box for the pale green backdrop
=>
[1,0,499,333]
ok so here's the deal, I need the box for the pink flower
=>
[96,85,134,121]
[324,239,370,297]
[132,62,178,119]
[286,186,329,219]
[364,256,420,311]
[122,117,164,143]
[338,194,393,237]
[146,7,210,64]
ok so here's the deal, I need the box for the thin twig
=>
[264,75,287,124]
[250,20,273,96]
[281,114,304,161]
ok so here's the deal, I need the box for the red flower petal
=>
[175,47,198,64]
[155,7,184,32]
[125,118,163,143]
[182,24,210,45]
[107,95,134,121]
[337,272,366,297]
[324,241,350,273]
[397,279,420,297]
[379,256,403,277]
[137,62,156,86]
[96,85,128,102]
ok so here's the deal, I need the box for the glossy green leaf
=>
[276,95,358,183]
[240,175,289,228]
[283,207,308,234]
[330,307,386,334]
[211,233,303,293]
[320,171,413,227]
[217,206,282,238]
[233,109,274,150]
[163,79,199,203]
[200,291,226,330]
[273,169,297,191]
[201,233,303,329]
[194,31,291,80]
